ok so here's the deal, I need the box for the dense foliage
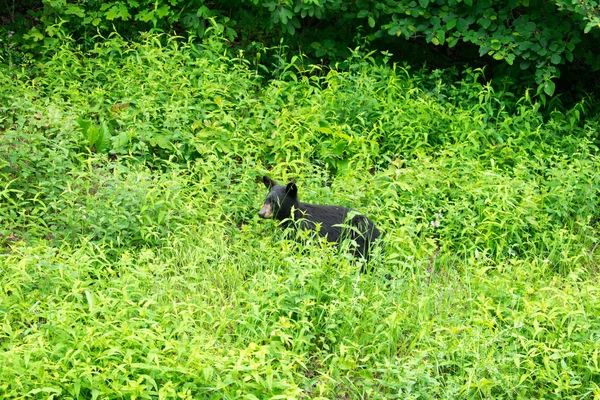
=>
[1,33,599,397]
[3,0,600,95]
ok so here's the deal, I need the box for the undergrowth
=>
[1,33,599,398]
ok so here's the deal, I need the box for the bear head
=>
[258,176,298,220]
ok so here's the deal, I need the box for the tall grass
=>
[1,33,599,398]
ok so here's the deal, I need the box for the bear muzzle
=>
[258,203,273,219]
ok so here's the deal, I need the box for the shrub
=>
[9,0,600,97]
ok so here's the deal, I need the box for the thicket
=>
[1,32,599,266]
[2,0,600,397]
[1,27,600,398]
[3,0,600,97]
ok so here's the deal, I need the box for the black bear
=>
[258,176,381,263]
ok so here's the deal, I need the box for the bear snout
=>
[258,203,273,219]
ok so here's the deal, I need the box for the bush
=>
[1,31,600,399]
[238,0,600,94]
[7,0,600,97]
[2,33,598,266]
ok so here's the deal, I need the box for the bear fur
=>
[258,176,381,262]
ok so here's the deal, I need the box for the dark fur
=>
[258,176,381,263]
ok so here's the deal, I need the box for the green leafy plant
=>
[237,0,600,95]
[8,0,600,98]
[1,31,600,398]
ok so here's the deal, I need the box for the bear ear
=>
[263,176,277,189]
[285,182,298,197]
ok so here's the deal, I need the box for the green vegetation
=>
[5,0,600,96]
[1,30,600,398]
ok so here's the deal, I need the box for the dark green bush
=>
[243,0,600,94]
[8,0,600,96]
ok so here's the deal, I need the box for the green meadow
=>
[1,33,599,398]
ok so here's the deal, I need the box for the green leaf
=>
[446,18,457,30]
[157,210,167,224]
[156,5,170,18]
[337,159,351,172]
[105,3,131,21]
[26,29,44,42]
[76,118,92,134]
[565,50,573,62]
[85,290,95,313]
[518,41,533,51]
[154,134,171,149]
[203,366,214,381]
[318,127,334,134]
[584,21,596,34]
[86,125,100,147]
[114,131,130,149]
[280,7,293,25]
[479,17,491,29]
[435,29,445,45]
[550,54,561,64]
[524,21,536,33]
[457,18,469,32]
[27,388,62,396]
[368,16,376,28]
[97,122,112,153]
[136,9,153,23]
[544,80,556,96]
[197,5,211,18]
[65,5,85,18]
[419,0,429,8]
[226,27,238,41]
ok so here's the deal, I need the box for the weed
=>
[1,33,599,398]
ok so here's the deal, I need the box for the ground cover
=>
[1,33,599,399]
